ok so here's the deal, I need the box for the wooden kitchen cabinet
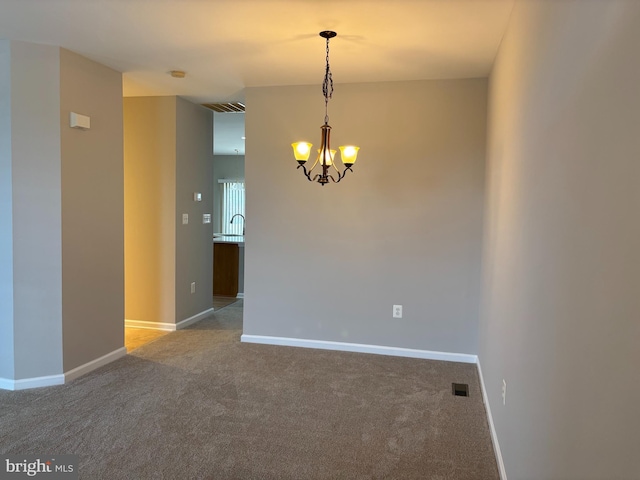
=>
[213,243,239,297]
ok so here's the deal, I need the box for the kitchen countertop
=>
[213,234,245,246]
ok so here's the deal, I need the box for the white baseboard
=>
[0,347,127,390]
[125,319,177,331]
[240,335,478,364]
[0,373,65,391]
[65,347,127,383]
[175,308,214,329]
[477,358,507,480]
[126,308,214,332]
[236,293,244,299]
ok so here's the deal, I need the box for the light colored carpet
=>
[124,328,169,352]
[0,301,498,479]
[213,296,240,310]
[125,298,238,352]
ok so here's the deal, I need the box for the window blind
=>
[221,181,245,234]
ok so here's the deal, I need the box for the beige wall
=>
[479,1,640,478]
[175,97,214,322]
[0,40,15,379]
[6,41,64,380]
[60,49,124,371]
[124,97,177,325]
[244,79,486,354]
[1,42,125,381]
[2,45,213,385]
[124,96,213,326]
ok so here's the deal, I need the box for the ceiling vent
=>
[202,102,245,113]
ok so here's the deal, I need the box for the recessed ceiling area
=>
[0,0,515,104]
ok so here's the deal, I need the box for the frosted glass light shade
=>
[339,145,360,165]
[292,142,312,162]
[318,148,336,165]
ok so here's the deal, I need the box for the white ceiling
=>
[0,0,514,155]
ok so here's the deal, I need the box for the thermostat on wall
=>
[70,112,91,130]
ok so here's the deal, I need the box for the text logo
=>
[0,456,78,479]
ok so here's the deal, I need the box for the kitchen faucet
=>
[230,214,245,235]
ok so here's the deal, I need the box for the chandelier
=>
[291,31,360,186]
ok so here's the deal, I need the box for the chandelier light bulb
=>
[296,143,311,156]
[318,148,336,166]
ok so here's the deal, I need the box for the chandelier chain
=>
[322,36,333,125]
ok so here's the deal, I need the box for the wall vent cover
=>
[202,102,245,113]
[452,383,469,397]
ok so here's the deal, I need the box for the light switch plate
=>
[182,213,189,225]
[193,192,202,202]
[203,214,211,224]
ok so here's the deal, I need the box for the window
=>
[219,180,245,234]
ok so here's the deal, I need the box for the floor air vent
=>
[452,383,469,397]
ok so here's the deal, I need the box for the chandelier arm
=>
[311,170,335,186]
[318,173,336,184]
[296,163,313,182]
[307,152,321,173]
[334,165,354,183]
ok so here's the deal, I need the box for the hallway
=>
[124,296,242,352]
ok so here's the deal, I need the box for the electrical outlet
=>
[190,282,196,294]
[203,213,211,224]
[182,213,189,225]
[393,305,403,318]
[502,379,507,405]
